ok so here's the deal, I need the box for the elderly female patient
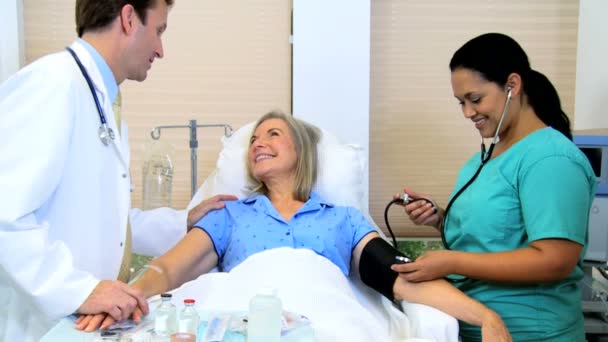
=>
[76,111,511,341]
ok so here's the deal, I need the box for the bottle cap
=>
[257,287,277,296]
[161,293,172,298]
[184,299,195,304]
[170,332,196,342]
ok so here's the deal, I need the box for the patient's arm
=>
[134,228,219,298]
[392,277,510,341]
[76,229,219,331]
[351,233,511,341]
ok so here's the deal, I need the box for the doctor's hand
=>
[396,186,441,228]
[77,280,149,323]
[187,194,238,231]
[391,250,456,282]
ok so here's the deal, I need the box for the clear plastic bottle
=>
[247,288,282,342]
[155,293,177,337]
[178,299,200,336]
[142,140,174,210]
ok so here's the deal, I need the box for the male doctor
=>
[0,0,235,340]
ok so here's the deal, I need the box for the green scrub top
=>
[445,127,596,341]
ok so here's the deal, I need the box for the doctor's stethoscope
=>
[66,46,115,146]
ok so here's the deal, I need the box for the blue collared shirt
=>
[194,192,375,276]
[78,38,118,103]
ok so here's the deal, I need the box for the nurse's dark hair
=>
[76,0,173,37]
[449,32,572,140]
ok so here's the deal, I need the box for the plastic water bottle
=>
[155,293,177,337]
[142,140,174,210]
[247,288,282,342]
[178,299,200,336]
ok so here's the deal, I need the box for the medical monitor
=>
[574,134,608,262]
[574,134,608,196]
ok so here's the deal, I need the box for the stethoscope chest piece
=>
[66,46,116,147]
[98,125,115,146]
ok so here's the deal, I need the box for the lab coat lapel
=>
[68,41,129,173]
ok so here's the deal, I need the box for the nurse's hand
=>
[396,187,441,228]
[77,280,149,323]
[187,194,238,231]
[391,250,454,282]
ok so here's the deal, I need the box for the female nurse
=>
[393,33,596,341]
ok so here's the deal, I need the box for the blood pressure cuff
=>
[359,237,408,301]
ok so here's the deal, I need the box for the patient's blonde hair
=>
[247,111,321,202]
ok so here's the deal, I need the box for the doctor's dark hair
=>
[449,33,572,140]
[247,111,321,202]
[76,0,174,37]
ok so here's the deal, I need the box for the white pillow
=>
[188,120,368,213]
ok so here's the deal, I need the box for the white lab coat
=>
[0,40,132,342]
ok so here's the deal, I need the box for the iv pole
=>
[150,120,233,198]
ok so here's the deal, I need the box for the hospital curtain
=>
[370,0,580,237]
[23,0,292,209]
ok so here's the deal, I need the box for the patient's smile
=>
[255,154,275,162]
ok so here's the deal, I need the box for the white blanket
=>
[167,248,455,342]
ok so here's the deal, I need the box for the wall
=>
[370,1,580,237]
[292,0,371,210]
[266,1,585,237]
[21,0,292,209]
[574,0,608,130]
[0,0,24,83]
[10,1,601,232]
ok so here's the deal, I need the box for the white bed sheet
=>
[166,247,457,342]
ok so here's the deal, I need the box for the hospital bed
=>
[42,121,459,341]
[174,121,460,342]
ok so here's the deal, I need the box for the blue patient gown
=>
[193,191,375,276]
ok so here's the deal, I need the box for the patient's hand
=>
[75,313,104,332]
[481,311,512,342]
[187,194,238,231]
[74,306,144,332]
[392,250,455,282]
